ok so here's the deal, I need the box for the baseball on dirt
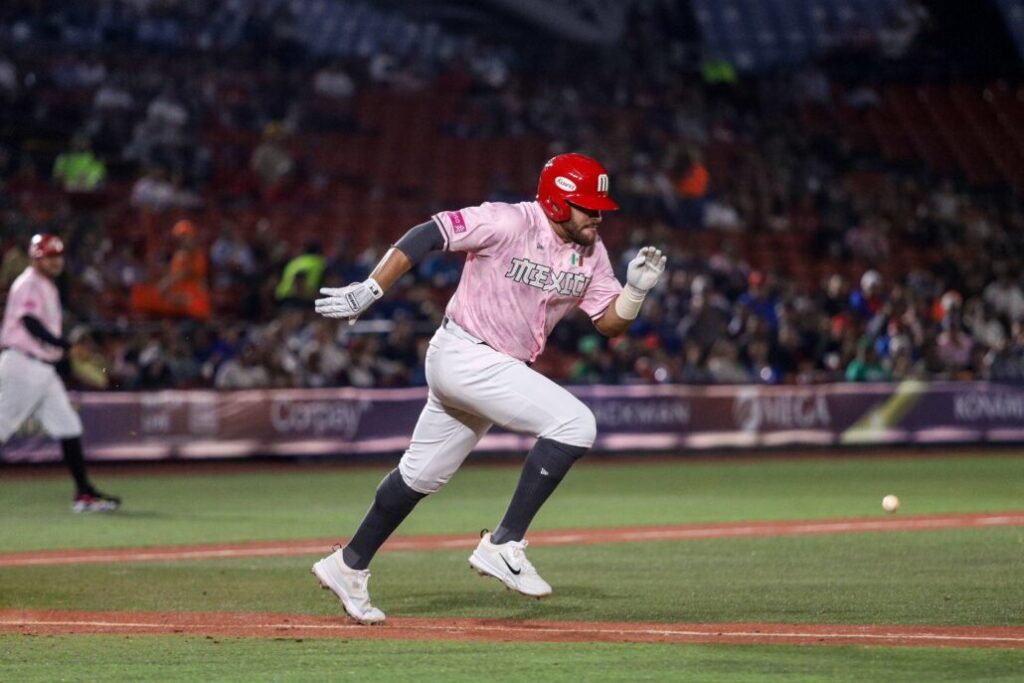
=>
[882,494,900,513]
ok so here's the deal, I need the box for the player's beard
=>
[566,219,599,247]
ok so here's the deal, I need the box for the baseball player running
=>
[312,153,666,623]
[0,234,121,513]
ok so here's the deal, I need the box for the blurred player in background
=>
[0,234,121,513]
[312,153,666,623]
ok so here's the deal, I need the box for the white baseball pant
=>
[398,319,596,494]
[0,349,83,443]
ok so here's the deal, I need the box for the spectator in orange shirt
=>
[676,147,709,199]
[131,219,211,320]
[166,219,210,319]
[673,147,709,228]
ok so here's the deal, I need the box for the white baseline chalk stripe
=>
[3,618,1023,646]
[2,514,1021,567]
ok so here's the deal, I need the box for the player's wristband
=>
[613,283,647,320]
[364,277,384,300]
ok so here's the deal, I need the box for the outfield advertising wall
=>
[4,381,1024,463]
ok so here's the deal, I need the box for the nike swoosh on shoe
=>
[500,554,521,575]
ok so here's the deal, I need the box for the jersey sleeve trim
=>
[430,214,451,251]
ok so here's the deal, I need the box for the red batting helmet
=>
[29,234,65,259]
[536,153,619,222]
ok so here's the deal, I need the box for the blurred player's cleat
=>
[469,532,552,598]
[311,549,386,625]
[71,491,121,513]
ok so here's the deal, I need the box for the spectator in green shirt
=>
[0,241,29,289]
[275,240,326,304]
[53,134,106,191]
[846,341,892,382]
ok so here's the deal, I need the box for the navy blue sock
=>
[60,437,93,495]
[342,469,425,570]
[490,438,587,545]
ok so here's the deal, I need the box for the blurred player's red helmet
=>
[537,153,619,222]
[29,234,65,259]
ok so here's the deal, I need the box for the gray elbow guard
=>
[394,221,445,263]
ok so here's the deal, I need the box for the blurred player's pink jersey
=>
[432,201,622,362]
[0,266,64,362]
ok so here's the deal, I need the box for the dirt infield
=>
[2,511,1022,568]
[6,512,1023,649]
[2,609,1023,649]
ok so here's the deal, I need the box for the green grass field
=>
[4,636,1024,683]
[1,452,1023,681]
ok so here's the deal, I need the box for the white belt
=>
[442,316,487,345]
[440,317,532,367]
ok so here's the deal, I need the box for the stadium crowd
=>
[3,0,1024,390]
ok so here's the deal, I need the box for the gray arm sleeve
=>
[394,221,445,263]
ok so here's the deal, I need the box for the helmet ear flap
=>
[538,191,569,222]
[547,196,570,222]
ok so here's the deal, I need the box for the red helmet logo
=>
[536,153,619,222]
[29,234,65,259]
[554,176,577,192]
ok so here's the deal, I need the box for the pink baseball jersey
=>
[432,200,622,362]
[0,266,64,362]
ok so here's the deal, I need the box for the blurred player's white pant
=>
[398,319,596,494]
[0,349,83,443]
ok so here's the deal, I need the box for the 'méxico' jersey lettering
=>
[433,201,622,362]
[505,257,589,297]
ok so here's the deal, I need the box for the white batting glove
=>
[314,278,384,323]
[625,246,667,295]
[614,246,667,320]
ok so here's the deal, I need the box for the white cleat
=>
[469,532,552,598]
[311,549,386,625]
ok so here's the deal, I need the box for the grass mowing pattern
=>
[1,454,1022,552]
[2,453,1022,681]
[2,529,1020,626]
[2,635,1023,683]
